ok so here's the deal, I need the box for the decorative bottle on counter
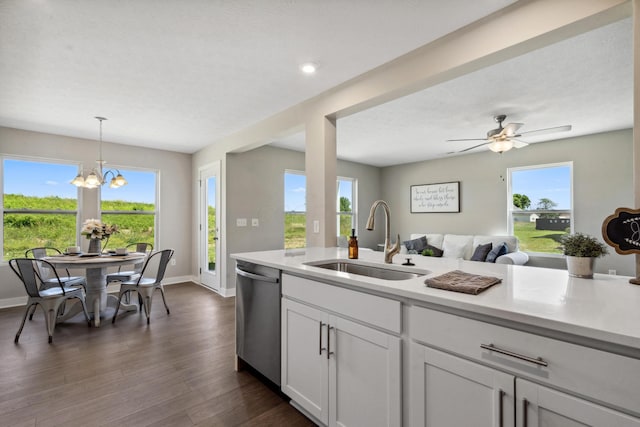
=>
[348,228,359,259]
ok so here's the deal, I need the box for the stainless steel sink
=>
[304,259,428,281]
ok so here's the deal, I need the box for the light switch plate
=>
[237,218,247,227]
[252,218,259,227]
[313,220,320,233]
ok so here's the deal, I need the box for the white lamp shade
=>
[70,174,85,186]
[488,139,514,153]
[114,173,127,186]
[84,171,101,187]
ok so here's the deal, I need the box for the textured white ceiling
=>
[0,0,516,153]
[274,17,633,166]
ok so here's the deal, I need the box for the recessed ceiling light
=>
[300,62,317,74]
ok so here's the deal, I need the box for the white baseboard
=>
[0,275,236,309]
[188,278,236,297]
[0,296,27,309]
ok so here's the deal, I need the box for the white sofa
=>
[404,233,529,265]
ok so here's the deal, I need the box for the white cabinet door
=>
[329,315,401,427]
[411,343,515,427]
[281,298,329,425]
[516,379,640,427]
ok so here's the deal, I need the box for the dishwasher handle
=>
[236,267,280,283]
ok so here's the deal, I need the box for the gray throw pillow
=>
[485,242,508,263]
[403,236,428,253]
[470,242,493,262]
[422,243,443,257]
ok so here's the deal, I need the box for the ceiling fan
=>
[447,114,572,154]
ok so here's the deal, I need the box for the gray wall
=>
[0,126,192,302]
[381,129,634,276]
[225,145,383,289]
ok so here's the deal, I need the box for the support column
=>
[305,115,337,248]
[634,0,640,277]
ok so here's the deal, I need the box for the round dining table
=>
[45,252,146,327]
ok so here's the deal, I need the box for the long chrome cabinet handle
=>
[498,389,504,427]
[235,267,279,283]
[522,398,529,427]
[327,326,335,359]
[319,321,326,355]
[480,343,548,367]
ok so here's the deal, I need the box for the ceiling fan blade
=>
[516,124,572,138]
[503,123,524,136]
[446,138,487,142]
[457,141,490,153]
[512,139,529,149]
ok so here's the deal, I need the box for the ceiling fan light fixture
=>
[488,139,514,153]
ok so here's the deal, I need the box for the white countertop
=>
[232,248,640,353]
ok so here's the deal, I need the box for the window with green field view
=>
[100,169,156,250]
[2,158,79,260]
[509,162,572,254]
[284,171,357,249]
[337,177,356,239]
[284,171,306,249]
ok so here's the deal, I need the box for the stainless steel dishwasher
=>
[235,260,281,386]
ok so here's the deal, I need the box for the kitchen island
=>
[232,247,640,426]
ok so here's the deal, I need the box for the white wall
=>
[224,145,383,290]
[0,126,192,303]
[380,129,634,276]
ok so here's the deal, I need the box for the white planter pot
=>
[566,256,596,279]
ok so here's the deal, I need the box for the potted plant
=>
[560,232,608,278]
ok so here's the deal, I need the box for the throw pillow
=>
[421,244,443,257]
[403,236,428,253]
[485,242,508,263]
[442,241,466,259]
[470,242,493,262]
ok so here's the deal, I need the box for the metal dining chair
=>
[25,246,87,321]
[10,258,91,343]
[112,249,174,324]
[25,247,86,288]
[106,242,153,283]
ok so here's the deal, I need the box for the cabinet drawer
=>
[410,306,640,415]
[282,274,401,334]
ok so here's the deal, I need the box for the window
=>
[283,172,358,249]
[284,171,306,249]
[100,169,157,249]
[508,162,572,254]
[337,177,357,238]
[2,158,79,261]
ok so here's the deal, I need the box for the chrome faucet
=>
[366,200,401,264]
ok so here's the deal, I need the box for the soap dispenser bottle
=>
[348,228,359,259]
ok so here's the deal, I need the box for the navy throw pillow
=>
[470,243,493,262]
[485,242,508,263]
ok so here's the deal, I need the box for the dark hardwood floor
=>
[0,283,315,426]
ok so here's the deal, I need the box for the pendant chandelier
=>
[70,117,128,189]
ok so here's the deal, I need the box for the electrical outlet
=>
[608,269,616,275]
[170,258,176,266]
[252,218,259,227]
[237,218,247,227]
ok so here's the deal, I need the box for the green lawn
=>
[3,194,155,260]
[284,213,353,249]
[285,213,306,249]
[514,221,566,254]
